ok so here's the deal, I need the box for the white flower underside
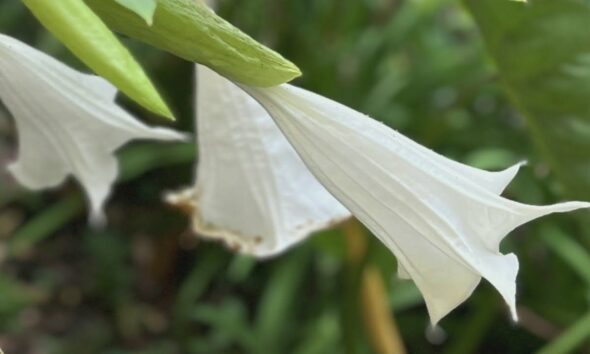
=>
[0,34,185,222]
[167,65,350,257]
[237,83,590,324]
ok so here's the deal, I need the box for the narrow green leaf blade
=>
[114,0,157,25]
[537,311,590,354]
[464,0,590,200]
[85,0,302,87]
[22,0,174,119]
[540,227,590,286]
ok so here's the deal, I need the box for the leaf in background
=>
[540,226,590,286]
[464,0,590,202]
[22,0,174,119]
[0,274,44,320]
[254,249,309,353]
[84,0,301,87]
[537,311,590,354]
[114,0,157,25]
[6,143,194,257]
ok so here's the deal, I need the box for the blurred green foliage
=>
[0,0,589,353]
[465,0,590,208]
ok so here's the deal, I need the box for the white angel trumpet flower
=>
[166,65,350,256]
[238,83,590,324]
[0,34,186,222]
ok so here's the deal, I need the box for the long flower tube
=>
[233,82,590,324]
[0,34,186,222]
[167,65,350,256]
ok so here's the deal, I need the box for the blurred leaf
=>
[310,228,346,259]
[443,292,498,354]
[537,311,590,354]
[85,0,301,87]
[254,249,310,353]
[7,143,193,256]
[0,1,27,27]
[84,230,132,305]
[463,148,520,170]
[118,143,194,180]
[191,298,254,352]
[390,280,423,312]
[8,195,84,257]
[226,255,256,283]
[0,274,43,322]
[22,0,173,119]
[173,248,226,334]
[293,309,342,354]
[465,0,590,201]
[541,226,590,286]
[114,0,157,25]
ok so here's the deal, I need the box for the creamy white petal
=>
[166,65,350,257]
[242,83,590,324]
[0,34,186,222]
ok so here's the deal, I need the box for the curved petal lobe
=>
[0,34,186,222]
[243,83,590,324]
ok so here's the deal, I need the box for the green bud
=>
[114,0,158,25]
[85,0,302,87]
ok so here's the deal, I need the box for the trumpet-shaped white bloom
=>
[166,65,350,256]
[239,83,590,324]
[0,34,185,222]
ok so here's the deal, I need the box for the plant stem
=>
[361,266,407,354]
[342,219,406,354]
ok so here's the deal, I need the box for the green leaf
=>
[537,311,590,354]
[0,274,44,317]
[540,226,590,286]
[114,0,157,25]
[22,0,174,119]
[85,0,301,87]
[254,249,309,353]
[464,0,590,201]
[8,195,85,258]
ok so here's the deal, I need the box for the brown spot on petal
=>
[226,241,242,252]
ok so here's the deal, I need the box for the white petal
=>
[243,83,590,324]
[166,65,350,257]
[0,34,186,222]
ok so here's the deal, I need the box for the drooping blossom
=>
[0,34,186,222]
[233,82,589,324]
[166,65,350,256]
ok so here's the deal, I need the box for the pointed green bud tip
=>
[114,0,157,26]
[86,0,302,87]
[156,102,175,121]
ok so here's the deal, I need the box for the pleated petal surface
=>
[167,65,349,257]
[0,34,185,221]
[243,83,590,323]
